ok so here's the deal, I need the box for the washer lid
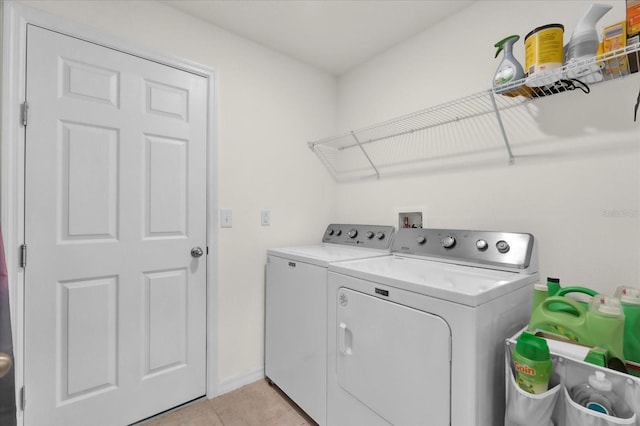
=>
[267,244,391,267]
[329,255,536,306]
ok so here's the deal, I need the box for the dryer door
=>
[336,288,451,426]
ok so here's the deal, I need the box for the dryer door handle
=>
[339,322,352,356]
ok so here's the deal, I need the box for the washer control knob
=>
[441,235,456,249]
[375,232,385,240]
[417,236,427,245]
[335,230,342,236]
[476,239,488,251]
[365,231,374,239]
[327,229,335,236]
[496,240,510,253]
[347,229,358,238]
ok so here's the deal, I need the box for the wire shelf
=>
[309,43,640,181]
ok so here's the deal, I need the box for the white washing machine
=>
[327,228,539,426]
[265,224,395,425]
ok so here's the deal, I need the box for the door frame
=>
[1,2,220,424]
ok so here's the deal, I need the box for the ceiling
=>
[161,0,475,75]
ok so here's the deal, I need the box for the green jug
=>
[542,277,598,313]
[528,295,625,362]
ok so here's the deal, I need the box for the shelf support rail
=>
[351,131,380,179]
[488,90,515,165]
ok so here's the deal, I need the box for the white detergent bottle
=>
[566,3,612,61]
[565,3,612,82]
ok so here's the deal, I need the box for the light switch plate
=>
[261,209,271,226]
[220,209,232,228]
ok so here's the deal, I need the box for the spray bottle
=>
[493,35,525,94]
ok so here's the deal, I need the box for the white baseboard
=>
[213,367,265,397]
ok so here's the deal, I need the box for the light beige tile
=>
[142,399,223,426]
[211,380,315,426]
[139,379,316,426]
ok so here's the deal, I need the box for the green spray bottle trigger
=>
[493,35,525,91]
[494,35,520,58]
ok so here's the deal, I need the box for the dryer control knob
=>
[476,239,488,251]
[417,236,426,245]
[365,231,374,239]
[375,232,385,240]
[335,230,342,236]
[441,235,456,249]
[347,229,358,238]
[327,229,335,236]
[496,240,510,253]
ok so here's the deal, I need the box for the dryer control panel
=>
[392,228,536,271]
[323,224,395,250]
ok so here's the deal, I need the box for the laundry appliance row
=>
[266,224,539,425]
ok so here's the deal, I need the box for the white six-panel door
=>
[24,25,207,425]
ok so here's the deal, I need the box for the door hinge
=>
[20,386,25,411]
[19,244,27,268]
[21,102,28,127]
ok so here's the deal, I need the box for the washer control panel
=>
[323,224,395,250]
[392,228,535,270]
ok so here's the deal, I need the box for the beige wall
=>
[9,0,640,395]
[335,0,639,294]
[14,0,338,387]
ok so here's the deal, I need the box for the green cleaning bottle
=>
[615,286,640,364]
[493,35,525,94]
[513,331,552,394]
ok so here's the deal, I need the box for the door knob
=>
[191,247,204,258]
[0,352,12,378]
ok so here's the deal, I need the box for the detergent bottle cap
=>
[515,331,550,362]
[615,286,640,305]
[546,277,561,296]
[588,371,612,392]
[534,282,547,291]
[592,295,623,317]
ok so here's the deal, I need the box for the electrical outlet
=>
[261,209,271,226]
[220,209,232,228]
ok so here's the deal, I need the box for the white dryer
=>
[265,224,395,425]
[327,228,539,426]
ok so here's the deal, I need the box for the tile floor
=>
[140,379,317,426]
